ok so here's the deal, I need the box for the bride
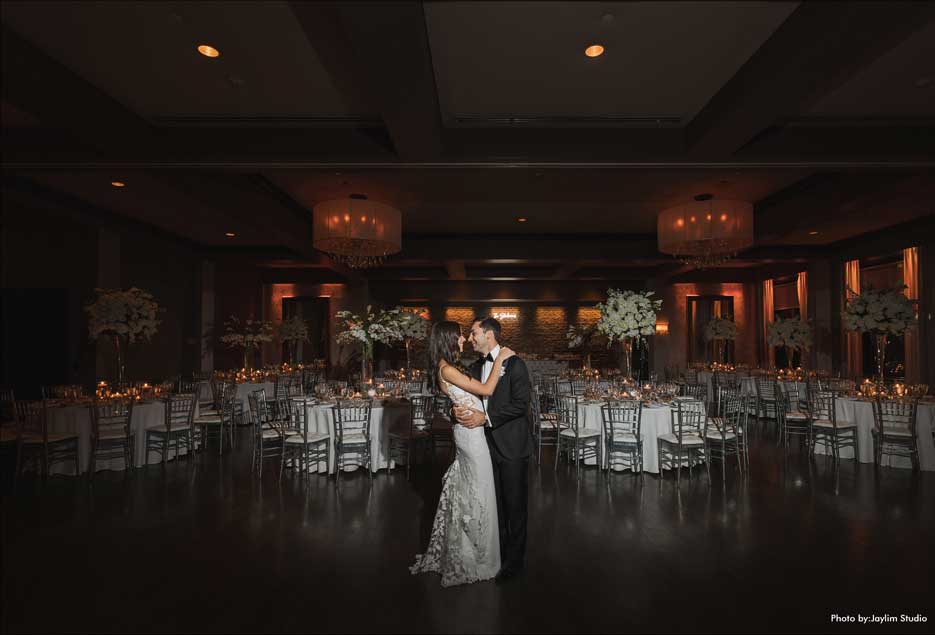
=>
[410,320,514,587]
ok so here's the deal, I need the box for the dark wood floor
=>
[2,424,933,634]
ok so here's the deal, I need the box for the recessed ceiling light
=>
[585,44,604,58]
[225,232,236,237]
[197,44,220,58]
[516,217,527,223]
[809,231,819,235]
[111,181,125,188]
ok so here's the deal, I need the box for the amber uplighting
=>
[655,319,669,335]
[111,181,125,188]
[197,44,220,58]
[585,44,605,58]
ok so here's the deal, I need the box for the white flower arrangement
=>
[220,316,274,349]
[85,287,161,343]
[335,306,405,356]
[278,315,310,343]
[566,324,599,349]
[396,309,430,341]
[704,317,738,341]
[595,288,662,344]
[767,317,812,350]
[844,286,916,336]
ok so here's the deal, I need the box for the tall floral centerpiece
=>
[703,317,737,365]
[220,316,274,370]
[844,286,916,383]
[767,317,812,369]
[595,289,662,378]
[278,315,310,365]
[335,306,405,384]
[85,287,161,384]
[396,309,430,372]
[566,324,601,370]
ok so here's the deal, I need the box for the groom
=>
[455,316,533,582]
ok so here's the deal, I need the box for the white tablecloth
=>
[575,401,674,473]
[46,399,200,474]
[813,398,935,470]
[302,399,411,474]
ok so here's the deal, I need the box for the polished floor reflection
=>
[2,424,933,634]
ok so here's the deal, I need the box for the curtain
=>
[904,247,920,383]
[844,260,862,378]
[763,279,775,368]
[797,272,808,322]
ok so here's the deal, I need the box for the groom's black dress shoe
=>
[495,565,523,583]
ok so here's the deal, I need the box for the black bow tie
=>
[483,353,494,363]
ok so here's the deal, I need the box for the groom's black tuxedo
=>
[470,353,532,571]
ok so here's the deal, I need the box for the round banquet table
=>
[813,397,935,470]
[198,381,275,419]
[575,400,674,473]
[300,398,413,474]
[697,371,806,404]
[45,398,201,474]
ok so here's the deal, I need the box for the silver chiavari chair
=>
[530,386,560,465]
[601,399,642,475]
[145,393,196,466]
[556,379,574,396]
[333,398,374,484]
[755,377,778,421]
[1,386,16,425]
[704,392,745,478]
[808,390,857,465]
[193,382,236,456]
[285,397,330,480]
[658,398,708,483]
[429,394,455,463]
[88,398,134,477]
[248,388,286,477]
[554,394,600,478]
[777,381,810,451]
[388,395,432,479]
[871,398,919,471]
[14,400,80,482]
[570,379,587,396]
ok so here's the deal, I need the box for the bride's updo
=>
[429,321,469,376]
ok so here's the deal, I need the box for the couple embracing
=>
[410,317,533,587]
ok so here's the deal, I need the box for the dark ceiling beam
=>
[552,262,581,279]
[754,172,930,245]
[685,2,935,157]
[402,234,663,262]
[290,1,444,161]
[444,260,466,280]
[368,279,644,304]
[0,24,159,154]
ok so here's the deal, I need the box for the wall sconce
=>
[655,319,669,335]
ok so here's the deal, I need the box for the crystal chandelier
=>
[657,195,754,269]
[312,195,402,268]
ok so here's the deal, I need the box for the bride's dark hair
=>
[429,321,469,378]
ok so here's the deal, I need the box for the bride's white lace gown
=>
[410,373,500,587]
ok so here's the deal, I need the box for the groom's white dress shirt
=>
[481,345,500,428]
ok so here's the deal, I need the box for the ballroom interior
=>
[1,2,934,634]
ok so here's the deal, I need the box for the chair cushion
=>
[704,430,737,440]
[337,433,368,446]
[606,431,638,444]
[659,433,704,446]
[541,413,559,421]
[388,427,430,440]
[260,429,282,440]
[538,419,559,429]
[873,427,913,438]
[559,428,600,438]
[784,412,808,421]
[97,430,130,441]
[812,419,856,429]
[194,415,223,424]
[286,431,330,444]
